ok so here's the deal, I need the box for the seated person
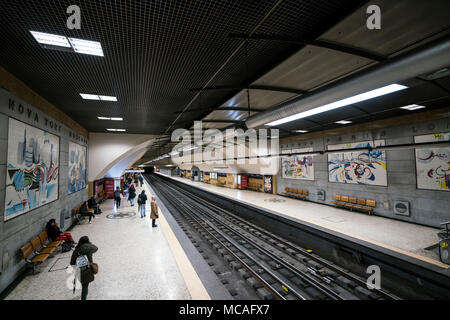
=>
[46,219,76,244]
[88,196,101,214]
[80,201,96,224]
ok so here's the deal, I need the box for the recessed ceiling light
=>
[99,95,118,102]
[400,104,426,111]
[80,93,100,100]
[68,37,104,56]
[295,130,308,133]
[81,94,117,101]
[98,117,123,121]
[266,84,408,126]
[336,120,352,125]
[30,31,71,48]
[107,128,126,132]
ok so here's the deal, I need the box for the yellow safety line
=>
[144,179,211,300]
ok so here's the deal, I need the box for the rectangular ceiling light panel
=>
[266,84,408,126]
[68,38,104,56]
[400,104,426,111]
[335,120,352,125]
[30,31,71,47]
[98,117,123,121]
[99,95,118,101]
[80,93,100,100]
[107,129,126,132]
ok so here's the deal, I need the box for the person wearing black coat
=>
[88,196,101,214]
[80,201,95,224]
[46,219,75,244]
[138,175,144,187]
[128,184,137,206]
[70,236,98,300]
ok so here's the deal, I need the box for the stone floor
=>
[4,185,192,300]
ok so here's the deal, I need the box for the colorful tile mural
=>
[281,148,315,180]
[327,140,387,186]
[68,142,87,194]
[415,132,450,192]
[5,118,59,221]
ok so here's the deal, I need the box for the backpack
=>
[75,254,89,268]
[61,242,72,253]
[137,195,142,205]
[114,191,121,198]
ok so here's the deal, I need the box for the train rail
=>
[147,174,400,300]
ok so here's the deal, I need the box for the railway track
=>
[147,174,400,300]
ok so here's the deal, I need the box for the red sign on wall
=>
[104,179,115,199]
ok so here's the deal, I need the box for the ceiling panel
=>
[320,0,450,57]
[253,45,375,91]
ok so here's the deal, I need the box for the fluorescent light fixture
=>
[68,37,104,56]
[98,117,123,121]
[266,84,408,126]
[400,104,426,111]
[80,93,100,100]
[30,31,71,47]
[99,95,118,102]
[335,120,352,125]
[107,128,126,132]
[295,130,308,133]
[81,94,117,101]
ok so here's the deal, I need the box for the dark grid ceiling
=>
[0,0,367,135]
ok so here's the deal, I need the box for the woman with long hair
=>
[45,219,75,244]
[70,236,98,300]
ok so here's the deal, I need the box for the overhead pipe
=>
[245,34,450,129]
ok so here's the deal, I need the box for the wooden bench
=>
[282,187,309,200]
[20,230,63,274]
[331,194,376,215]
[73,202,94,224]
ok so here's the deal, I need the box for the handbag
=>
[90,262,99,275]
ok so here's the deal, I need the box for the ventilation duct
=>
[245,35,450,129]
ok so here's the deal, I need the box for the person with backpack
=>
[150,195,159,227]
[114,187,122,209]
[128,184,137,206]
[70,236,98,300]
[137,190,147,218]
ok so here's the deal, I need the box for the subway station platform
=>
[3,183,212,300]
[157,173,449,270]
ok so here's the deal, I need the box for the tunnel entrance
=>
[144,166,155,174]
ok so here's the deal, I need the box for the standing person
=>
[138,190,147,218]
[127,175,132,185]
[138,174,144,188]
[134,175,139,188]
[128,184,136,206]
[46,219,76,244]
[150,195,159,227]
[70,236,98,300]
[114,187,122,209]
